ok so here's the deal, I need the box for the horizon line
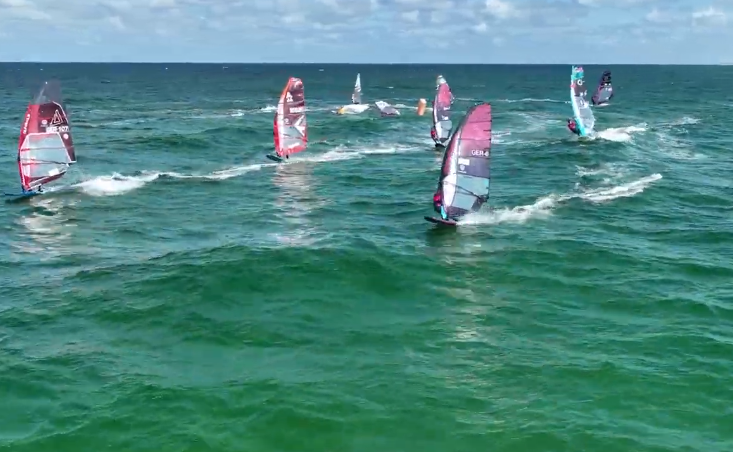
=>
[0,61,727,66]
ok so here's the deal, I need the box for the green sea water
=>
[1,63,731,451]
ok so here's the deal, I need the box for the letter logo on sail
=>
[50,109,63,125]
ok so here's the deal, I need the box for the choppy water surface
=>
[1,63,731,451]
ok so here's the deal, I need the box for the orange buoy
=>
[417,98,427,116]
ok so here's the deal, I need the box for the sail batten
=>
[273,77,307,158]
[436,103,492,220]
[16,81,75,191]
[432,75,454,145]
[570,66,595,136]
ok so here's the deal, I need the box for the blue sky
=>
[0,0,730,63]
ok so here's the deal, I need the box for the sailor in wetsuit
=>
[567,118,581,136]
[433,190,446,219]
[430,127,437,142]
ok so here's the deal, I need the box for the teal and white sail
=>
[570,66,595,136]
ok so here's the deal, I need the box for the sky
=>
[0,0,731,64]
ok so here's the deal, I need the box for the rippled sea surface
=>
[1,63,731,451]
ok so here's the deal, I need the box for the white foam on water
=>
[459,195,557,226]
[13,197,76,258]
[661,116,700,127]
[653,132,705,160]
[65,141,424,197]
[157,164,273,181]
[495,98,568,104]
[575,163,628,183]
[75,172,160,196]
[456,173,663,226]
[592,124,647,142]
[577,173,662,203]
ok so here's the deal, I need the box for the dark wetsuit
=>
[567,119,580,136]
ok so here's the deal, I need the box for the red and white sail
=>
[273,77,307,158]
[17,81,75,190]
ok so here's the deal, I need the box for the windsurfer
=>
[430,127,437,142]
[567,118,580,136]
[21,185,41,194]
[433,191,446,218]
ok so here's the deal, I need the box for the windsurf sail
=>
[570,66,595,136]
[273,77,307,158]
[375,101,399,116]
[351,73,362,104]
[17,80,76,191]
[435,103,492,220]
[432,75,454,145]
[591,70,613,105]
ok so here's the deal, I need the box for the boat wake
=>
[594,124,647,142]
[74,172,160,196]
[458,173,663,226]
[496,97,567,104]
[64,142,422,196]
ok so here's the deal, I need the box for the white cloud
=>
[645,8,672,23]
[430,10,443,23]
[402,10,419,22]
[0,0,32,6]
[485,0,520,19]
[282,13,304,24]
[150,0,175,7]
[317,0,338,7]
[107,15,125,30]
[692,6,727,26]
[473,22,488,33]
[0,0,729,63]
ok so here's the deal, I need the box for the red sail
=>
[273,77,307,158]
[17,81,75,191]
[437,103,492,219]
